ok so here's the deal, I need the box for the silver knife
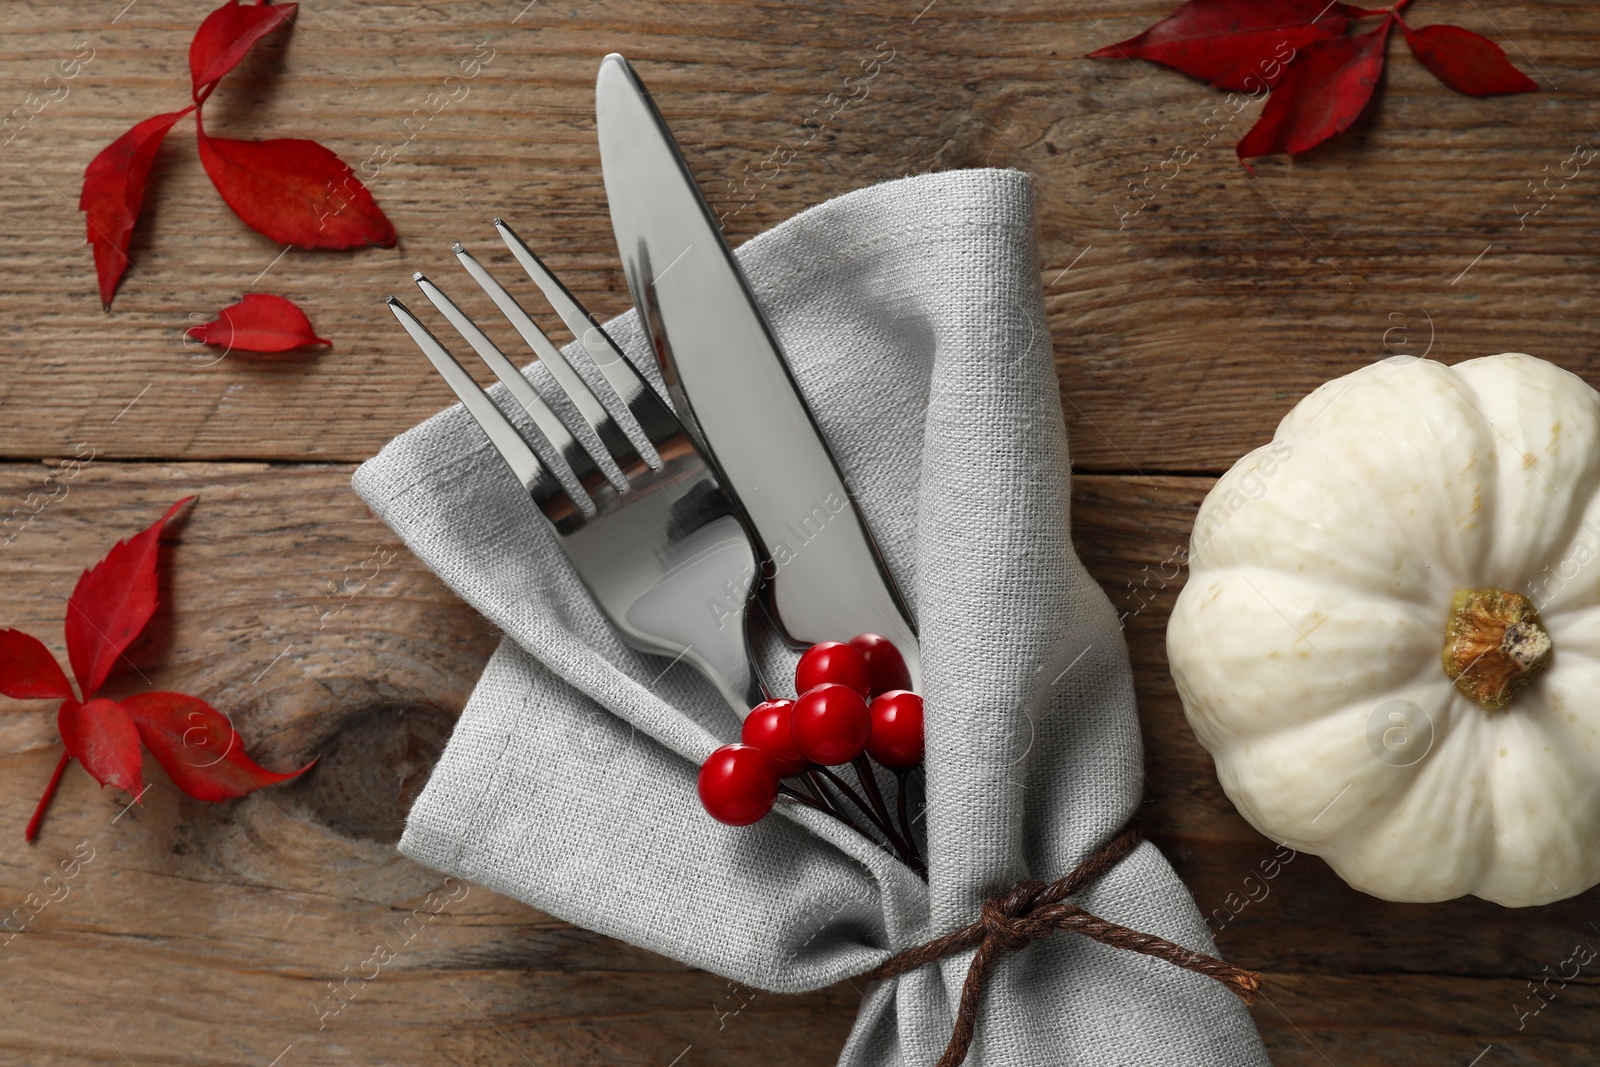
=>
[594,53,921,689]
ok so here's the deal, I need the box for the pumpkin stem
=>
[1442,588,1552,710]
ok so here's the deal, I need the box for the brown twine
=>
[863,825,1262,1067]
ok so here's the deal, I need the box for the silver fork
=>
[387,219,768,715]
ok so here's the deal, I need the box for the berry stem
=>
[813,766,899,842]
[895,769,919,864]
[816,764,925,876]
[852,756,917,863]
[791,773,841,817]
[805,769,874,842]
[778,783,830,813]
[26,751,71,844]
[789,774,826,808]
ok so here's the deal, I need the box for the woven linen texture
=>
[352,169,1268,1067]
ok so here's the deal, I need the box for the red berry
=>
[796,641,871,697]
[849,633,913,696]
[791,683,871,765]
[867,690,924,769]
[740,699,808,777]
[697,744,778,826]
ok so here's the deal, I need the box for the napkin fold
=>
[353,168,1268,1066]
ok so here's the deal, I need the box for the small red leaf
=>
[58,698,142,795]
[1401,22,1537,96]
[79,107,195,310]
[1237,21,1392,163]
[196,120,397,249]
[121,692,313,801]
[1089,0,1352,91]
[186,293,330,352]
[0,630,74,701]
[189,0,299,103]
[64,498,193,701]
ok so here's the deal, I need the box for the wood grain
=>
[2,1,1598,471]
[0,463,861,1067]
[2,0,1598,1062]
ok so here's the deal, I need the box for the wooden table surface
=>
[3,0,1598,1063]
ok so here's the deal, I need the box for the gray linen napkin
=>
[352,168,1268,1066]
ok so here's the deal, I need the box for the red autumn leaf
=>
[1089,0,1353,91]
[1236,20,1391,163]
[1401,22,1537,96]
[15,497,313,841]
[189,0,298,103]
[196,121,397,249]
[79,107,195,310]
[64,497,193,701]
[58,698,142,795]
[187,293,331,352]
[0,629,74,701]
[121,692,312,801]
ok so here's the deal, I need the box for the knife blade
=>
[595,53,921,688]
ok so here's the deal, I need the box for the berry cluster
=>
[697,633,926,876]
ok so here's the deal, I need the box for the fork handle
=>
[581,515,767,717]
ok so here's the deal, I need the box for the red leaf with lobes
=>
[17,497,313,841]
[120,692,313,801]
[187,293,330,352]
[1236,21,1391,164]
[189,0,298,103]
[196,122,396,249]
[1088,0,1352,91]
[64,497,193,701]
[78,107,195,310]
[0,629,74,700]
[58,698,143,795]
[1402,23,1537,96]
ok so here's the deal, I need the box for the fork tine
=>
[412,272,622,497]
[495,220,682,460]
[453,243,645,475]
[386,296,586,531]
[494,219,624,368]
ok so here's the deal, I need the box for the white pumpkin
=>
[1168,353,1600,907]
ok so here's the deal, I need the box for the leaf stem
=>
[26,752,71,843]
[1346,0,1409,17]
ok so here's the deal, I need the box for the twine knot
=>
[978,879,1047,954]
[862,826,1262,1067]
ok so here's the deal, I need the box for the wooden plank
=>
[1250,972,1600,1067]
[1073,474,1600,993]
[0,2,1596,471]
[0,460,859,1066]
[6,0,1600,1058]
[1,463,1595,1062]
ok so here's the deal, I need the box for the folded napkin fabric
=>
[352,168,1268,1066]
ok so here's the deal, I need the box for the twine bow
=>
[863,826,1262,1067]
